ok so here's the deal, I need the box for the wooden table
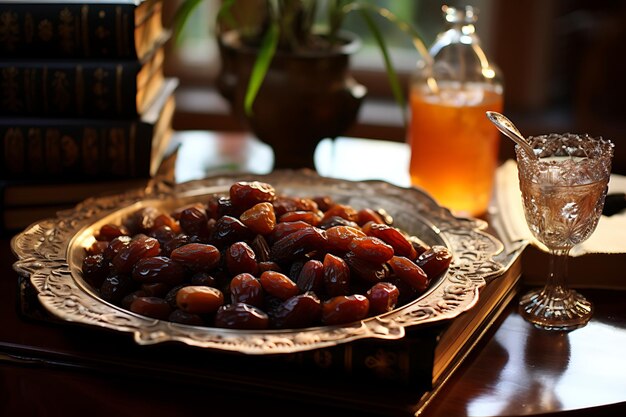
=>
[2,131,625,416]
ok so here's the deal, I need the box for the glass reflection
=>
[467,311,626,416]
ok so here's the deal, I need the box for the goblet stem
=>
[519,247,593,331]
[544,248,571,299]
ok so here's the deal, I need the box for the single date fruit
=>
[417,245,453,277]
[214,303,270,330]
[176,286,224,314]
[366,282,400,315]
[322,294,370,325]
[170,243,221,272]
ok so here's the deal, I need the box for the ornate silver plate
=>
[12,170,505,354]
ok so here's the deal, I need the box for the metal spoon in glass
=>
[486,111,537,159]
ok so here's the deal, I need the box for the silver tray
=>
[12,170,506,354]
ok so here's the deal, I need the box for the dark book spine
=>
[0,2,151,59]
[0,59,143,118]
[0,119,152,180]
[281,332,438,389]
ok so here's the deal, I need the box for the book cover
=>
[0,130,177,234]
[0,77,177,181]
[1,177,151,208]
[0,34,169,118]
[0,0,164,60]
[12,246,522,416]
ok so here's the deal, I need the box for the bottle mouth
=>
[443,5,479,24]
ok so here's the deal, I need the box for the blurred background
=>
[164,0,626,174]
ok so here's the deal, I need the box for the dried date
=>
[388,256,429,292]
[214,303,270,330]
[130,296,172,320]
[269,226,327,263]
[322,253,350,296]
[111,234,160,274]
[85,179,444,331]
[417,245,453,277]
[366,223,418,260]
[343,251,389,284]
[225,241,258,276]
[96,223,130,241]
[348,236,394,264]
[132,256,186,285]
[259,271,299,300]
[296,259,324,293]
[366,282,400,315]
[239,202,276,235]
[176,286,224,314]
[210,215,252,247]
[270,293,321,329]
[179,206,210,239]
[82,254,109,288]
[170,243,221,272]
[168,309,204,326]
[230,273,263,306]
[325,225,366,252]
[229,181,276,210]
[322,294,370,325]
[100,274,136,303]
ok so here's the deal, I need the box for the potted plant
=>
[175,0,429,170]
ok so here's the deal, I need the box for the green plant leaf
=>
[216,0,237,30]
[358,8,406,118]
[172,0,206,43]
[245,21,280,116]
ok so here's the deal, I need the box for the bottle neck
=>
[430,22,480,57]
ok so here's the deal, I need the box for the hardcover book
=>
[0,128,177,234]
[0,33,169,118]
[0,0,164,60]
[0,76,177,181]
[13,242,522,416]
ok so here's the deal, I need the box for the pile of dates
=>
[82,181,452,330]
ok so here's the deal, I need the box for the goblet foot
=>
[518,288,593,331]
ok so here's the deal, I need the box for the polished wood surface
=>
[421,289,626,417]
[2,133,625,416]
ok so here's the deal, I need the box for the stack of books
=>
[0,0,177,233]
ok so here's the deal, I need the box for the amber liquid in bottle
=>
[408,81,503,217]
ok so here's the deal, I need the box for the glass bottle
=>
[407,5,504,217]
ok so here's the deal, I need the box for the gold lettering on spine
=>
[108,127,127,176]
[2,66,21,112]
[21,68,30,111]
[82,128,99,175]
[45,129,61,174]
[4,128,25,175]
[116,64,123,114]
[24,68,34,112]
[81,5,89,56]
[42,66,48,115]
[52,70,71,113]
[60,132,79,168]
[58,8,75,55]
[76,65,84,115]
[0,11,20,52]
[115,6,123,57]
[24,12,33,43]
[128,123,137,176]
[121,10,130,57]
[27,128,44,175]
[344,344,353,373]
[312,349,333,368]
